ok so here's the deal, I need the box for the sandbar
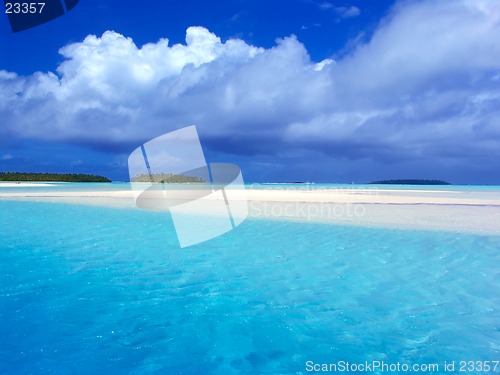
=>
[1,185,499,235]
[0,182,59,187]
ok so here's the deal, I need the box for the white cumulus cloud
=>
[334,6,361,18]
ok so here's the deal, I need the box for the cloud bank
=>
[1,0,500,182]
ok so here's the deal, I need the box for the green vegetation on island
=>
[131,173,205,184]
[0,172,111,182]
[371,179,450,185]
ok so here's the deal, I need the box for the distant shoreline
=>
[370,179,450,185]
[0,172,111,183]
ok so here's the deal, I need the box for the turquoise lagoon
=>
[0,184,499,374]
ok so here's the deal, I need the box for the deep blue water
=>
[0,200,499,374]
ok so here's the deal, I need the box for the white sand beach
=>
[0,182,59,187]
[1,184,499,235]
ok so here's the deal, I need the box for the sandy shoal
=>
[0,182,58,187]
[1,187,499,235]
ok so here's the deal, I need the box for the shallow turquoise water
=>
[2,181,500,194]
[0,199,499,374]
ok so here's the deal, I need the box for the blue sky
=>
[1,0,499,183]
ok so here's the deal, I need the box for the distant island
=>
[131,173,205,184]
[0,172,111,182]
[371,179,450,185]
